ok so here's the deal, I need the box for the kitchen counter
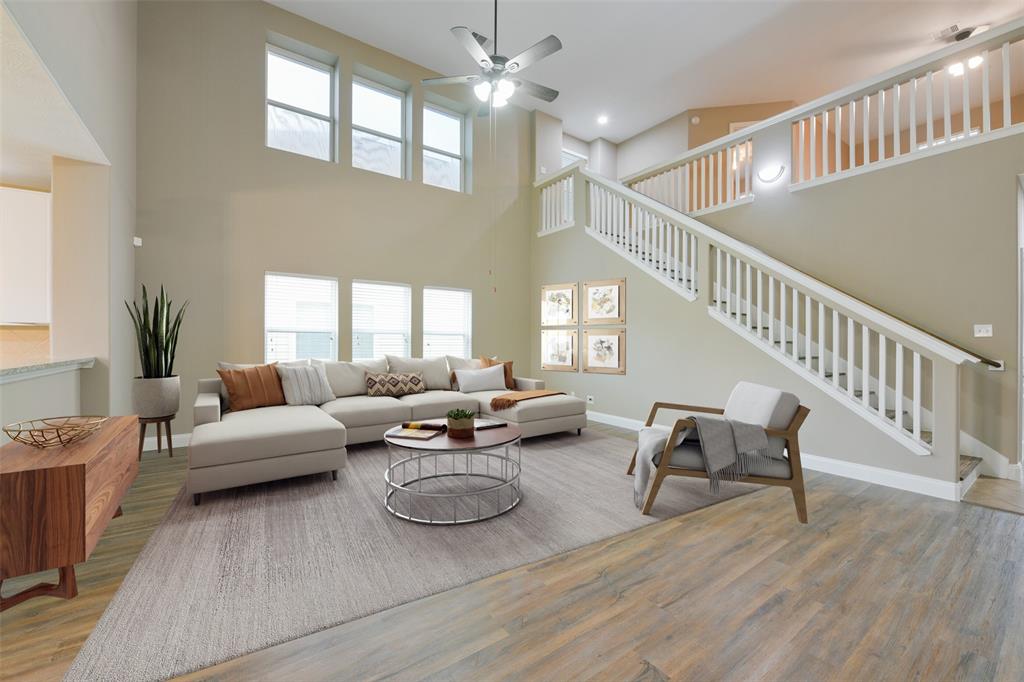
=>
[0,357,95,385]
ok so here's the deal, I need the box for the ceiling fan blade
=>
[471,31,494,55]
[451,26,493,69]
[505,35,562,73]
[422,74,481,87]
[514,79,559,102]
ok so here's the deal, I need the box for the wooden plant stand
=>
[138,414,175,460]
[0,416,137,611]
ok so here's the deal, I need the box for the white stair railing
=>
[534,160,580,235]
[792,33,1023,188]
[623,137,753,217]
[533,163,998,470]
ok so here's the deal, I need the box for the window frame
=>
[422,103,465,192]
[263,270,339,363]
[351,279,413,360]
[351,75,408,179]
[265,44,336,162]
[422,285,473,359]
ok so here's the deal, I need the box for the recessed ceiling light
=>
[597,114,609,125]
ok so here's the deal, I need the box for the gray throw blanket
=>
[633,416,771,507]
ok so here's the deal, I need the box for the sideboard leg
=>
[0,565,77,612]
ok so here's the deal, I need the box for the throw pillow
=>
[385,355,450,391]
[313,358,387,397]
[366,372,426,397]
[277,363,335,406]
[216,363,286,411]
[217,359,308,405]
[446,356,483,390]
[481,356,515,390]
[454,364,508,393]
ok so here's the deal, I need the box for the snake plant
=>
[125,285,188,378]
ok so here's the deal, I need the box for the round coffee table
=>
[383,420,522,525]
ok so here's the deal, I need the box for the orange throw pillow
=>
[217,363,286,411]
[481,356,515,390]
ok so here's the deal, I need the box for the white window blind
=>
[265,46,334,162]
[352,281,411,360]
[423,287,472,358]
[264,273,338,363]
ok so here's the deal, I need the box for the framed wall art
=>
[582,278,625,325]
[540,282,578,327]
[582,328,626,375]
[540,329,578,372]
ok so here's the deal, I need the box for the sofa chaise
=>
[188,357,587,503]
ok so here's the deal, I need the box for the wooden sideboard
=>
[0,415,138,610]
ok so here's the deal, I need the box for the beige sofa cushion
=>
[386,355,450,390]
[189,405,345,468]
[398,390,479,420]
[320,395,412,428]
[469,390,586,423]
[313,358,387,397]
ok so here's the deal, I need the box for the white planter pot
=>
[132,376,180,418]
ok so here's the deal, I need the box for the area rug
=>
[66,429,758,681]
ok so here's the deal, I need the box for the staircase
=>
[535,161,993,495]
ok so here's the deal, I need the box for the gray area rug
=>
[67,429,758,681]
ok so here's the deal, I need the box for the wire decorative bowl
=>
[3,416,109,449]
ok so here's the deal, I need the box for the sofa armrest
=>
[198,377,222,395]
[514,377,545,391]
[194,392,222,426]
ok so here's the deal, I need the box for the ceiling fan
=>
[421,0,562,113]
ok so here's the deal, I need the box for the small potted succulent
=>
[446,408,476,439]
[126,285,188,419]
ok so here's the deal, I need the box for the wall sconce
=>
[757,163,786,184]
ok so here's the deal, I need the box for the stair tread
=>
[959,455,983,480]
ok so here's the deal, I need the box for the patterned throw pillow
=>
[366,372,426,397]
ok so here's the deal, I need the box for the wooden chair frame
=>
[627,402,811,523]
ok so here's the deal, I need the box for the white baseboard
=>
[1008,463,1023,483]
[142,431,191,454]
[587,409,960,501]
[799,453,959,501]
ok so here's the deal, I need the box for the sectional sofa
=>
[187,356,587,503]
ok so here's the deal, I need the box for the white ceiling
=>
[0,6,106,189]
[271,0,1024,143]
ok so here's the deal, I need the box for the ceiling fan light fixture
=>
[474,81,493,102]
[496,78,516,99]
[492,93,510,107]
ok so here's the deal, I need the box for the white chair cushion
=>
[386,355,451,391]
[190,405,345,468]
[397,390,479,420]
[723,381,799,459]
[320,395,412,428]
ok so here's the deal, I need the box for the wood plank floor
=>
[963,475,1024,515]
[0,450,186,681]
[4,424,1024,681]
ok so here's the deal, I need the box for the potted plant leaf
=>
[126,285,188,419]
[446,408,476,439]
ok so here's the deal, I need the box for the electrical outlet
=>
[973,324,993,338]
[586,395,595,404]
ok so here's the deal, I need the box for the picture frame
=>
[540,282,578,327]
[582,278,626,325]
[582,329,626,375]
[540,329,578,372]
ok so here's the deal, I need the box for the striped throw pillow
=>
[276,363,335,406]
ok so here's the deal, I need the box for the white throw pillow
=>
[454,364,508,393]
[386,355,450,391]
[276,363,335,406]
[444,352,483,391]
[313,358,387,397]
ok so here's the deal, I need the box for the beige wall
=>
[534,110,563,178]
[617,101,795,179]
[139,0,534,434]
[588,138,618,180]
[0,370,82,444]
[6,0,137,416]
[50,158,111,415]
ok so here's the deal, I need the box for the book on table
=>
[392,428,444,440]
[474,419,506,431]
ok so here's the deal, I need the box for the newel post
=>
[930,359,962,486]
[572,166,587,230]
